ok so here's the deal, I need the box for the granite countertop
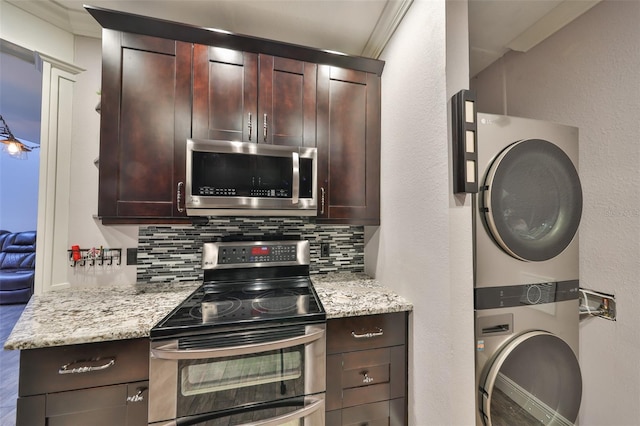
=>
[4,274,412,351]
[312,273,413,319]
[3,282,201,350]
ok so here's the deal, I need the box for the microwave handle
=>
[292,151,300,205]
[151,325,324,360]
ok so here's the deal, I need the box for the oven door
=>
[149,395,325,426]
[149,324,325,425]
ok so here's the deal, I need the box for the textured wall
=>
[372,0,475,424]
[472,2,640,424]
[138,218,364,282]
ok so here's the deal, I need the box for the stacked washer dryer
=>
[473,114,583,426]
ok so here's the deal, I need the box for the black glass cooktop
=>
[151,276,325,339]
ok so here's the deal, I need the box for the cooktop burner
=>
[151,278,324,338]
[150,240,325,340]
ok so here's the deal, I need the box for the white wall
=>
[1,0,139,286]
[367,0,475,423]
[0,0,74,63]
[68,36,139,286]
[472,2,640,424]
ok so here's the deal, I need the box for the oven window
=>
[181,351,302,396]
[176,346,306,417]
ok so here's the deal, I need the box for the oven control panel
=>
[202,240,310,269]
[219,244,297,264]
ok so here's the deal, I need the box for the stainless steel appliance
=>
[475,283,582,425]
[149,239,326,425]
[474,114,582,288]
[186,139,317,217]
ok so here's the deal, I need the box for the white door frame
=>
[34,52,84,294]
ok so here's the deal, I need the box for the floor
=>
[0,303,26,426]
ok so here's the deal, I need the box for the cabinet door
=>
[193,47,316,147]
[99,30,191,222]
[316,65,381,225]
[193,44,258,142]
[258,55,316,147]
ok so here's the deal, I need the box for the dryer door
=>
[479,331,582,426]
[483,139,582,261]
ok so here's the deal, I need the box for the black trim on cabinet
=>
[85,5,385,76]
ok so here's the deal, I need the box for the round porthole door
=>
[479,331,582,426]
[482,139,582,262]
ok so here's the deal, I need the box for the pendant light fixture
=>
[0,114,39,160]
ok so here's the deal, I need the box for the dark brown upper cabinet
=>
[193,44,317,147]
[316,66,381,225]
[98,30,192,224]
[88,6,383,225]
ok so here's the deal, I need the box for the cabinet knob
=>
[126,386,147,403]
[362,371,374,384]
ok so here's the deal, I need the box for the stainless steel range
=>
[148,239,326,426]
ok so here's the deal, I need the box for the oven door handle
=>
[150,326,325,360]
[155,396,324,426]
[245,396,324,426]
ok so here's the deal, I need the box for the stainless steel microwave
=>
[185,139,317,216]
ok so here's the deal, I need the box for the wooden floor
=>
[0,303,26,426]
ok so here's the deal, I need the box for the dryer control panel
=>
[475,280,579,310]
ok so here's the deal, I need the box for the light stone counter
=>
[311,273,413,319]
[4,274,411,351]
[3,281,201,350]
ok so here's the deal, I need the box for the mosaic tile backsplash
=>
[137,217,364,283]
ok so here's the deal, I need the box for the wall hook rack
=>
[68,247,121,267]
[579,288,616,321]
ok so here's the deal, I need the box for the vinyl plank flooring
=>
[0,303,27,426]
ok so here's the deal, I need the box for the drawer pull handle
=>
[351,328,383,339]
[362,372,374,384]
[58,357,116,375]
[127,386,147,403]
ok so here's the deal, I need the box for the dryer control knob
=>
[526,285,542,304]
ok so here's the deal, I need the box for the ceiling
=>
[7,0,600,76]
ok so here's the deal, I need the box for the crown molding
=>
[362,0,414,59]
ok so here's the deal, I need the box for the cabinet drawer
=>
[343,400,390,426]
[328,399,403,426]
[47,384,128,421]
[342,347,391,389]
[327,312,407,354]
[327,346,406,411]
[19,338,149,396]
[326,398,407,426]
[343,382,390,408]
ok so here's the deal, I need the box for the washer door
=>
[479,331,582,426]
[483,139,582,261]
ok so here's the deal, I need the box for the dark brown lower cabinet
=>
[16,338,149,426]
[326,312,408,425]
[17,381,148,426]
